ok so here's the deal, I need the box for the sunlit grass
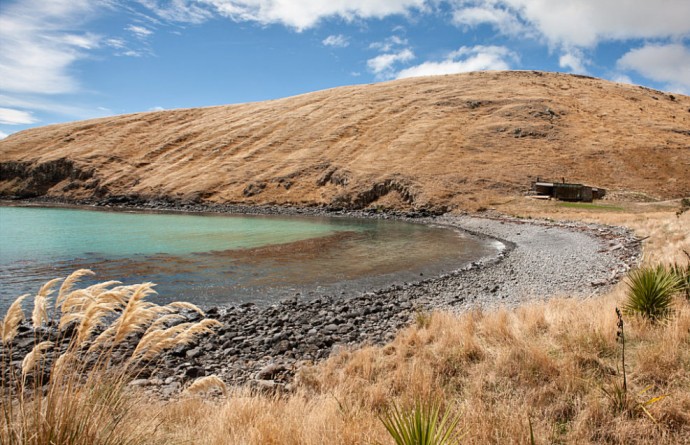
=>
[556,202,625,211]
[2,207,688,444]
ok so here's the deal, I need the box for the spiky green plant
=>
[379,399,464,445]
[623,265,682,321]
[669,251,690,301]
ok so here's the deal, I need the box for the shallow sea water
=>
[0,206,500,312]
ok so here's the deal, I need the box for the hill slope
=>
[1,71,688,211]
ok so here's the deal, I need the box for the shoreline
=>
[1,198,642,397]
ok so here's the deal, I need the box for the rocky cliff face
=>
[1,71,689,211]
[0,159,102,199]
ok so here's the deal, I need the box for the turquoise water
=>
[0,206,349,259]
[0,206,500,312]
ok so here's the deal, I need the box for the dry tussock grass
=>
[157,293,688,444]
[3,72,689,209]
[0,270,221,445]
[151,208,689,444]
[2,207,688,444]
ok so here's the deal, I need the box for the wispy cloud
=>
[322,34,349,48]
[0,94,94,118]
[136,0,213,24]
[0,107,37,125]
[138,0,426,31]
[369,35,408,52]
[105,36,151,58]
[450,0,690,88]
[367,33,414,78]
[0,130,9,139]
[0,0,101,95]
[127,24,154,38]
[368,49,415,78]
[396,45,517,79]
[105,38,126,49]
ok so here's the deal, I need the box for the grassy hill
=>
[1,71,688,211]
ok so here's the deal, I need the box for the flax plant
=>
[669,250,690,300]
[379,399,464,445]
[623,265,682,321]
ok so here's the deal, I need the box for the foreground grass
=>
[144,209,689,444]
[153,295,689,444]
[1,273,221,445]
[4,208,689,444]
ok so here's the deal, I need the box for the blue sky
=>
[1,0,689,139]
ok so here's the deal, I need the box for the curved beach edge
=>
[1,199,641,396]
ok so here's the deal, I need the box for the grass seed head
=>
[32,277,61,328]
[168,301,205,316]
[22,341,53,375]
[57,269,95,307]
[2,294,29,345]
[185,375,228,396]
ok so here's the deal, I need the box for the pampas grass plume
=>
[168,301,205,316]
[185,375,227,396]
[131,322,193,361]
[51,352,74,378]
[2,293,29,344]
[32,277,61,328]
[56,269,95,307]
[21,341,53,375]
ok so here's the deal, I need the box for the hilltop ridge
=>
[1,71,688,211]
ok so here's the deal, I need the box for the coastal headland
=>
[1,71,688,212]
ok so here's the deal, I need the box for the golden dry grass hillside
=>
[1,71,689,211]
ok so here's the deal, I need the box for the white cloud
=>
[322,34,349,48]
[617,43,690,91]
[105,38,126,49]
[0,130,9,139]
[0,0,100,95]
[452,0,690,48]
[367,33,414,78]
[452,5,527,36]
[149,106,166,111]
[610,74,633,85]
[141,0,689,43]
[0,107,37,125]
[396,45,516,79]
[0,94,94,118]
[127,24,154,38]
[370,35,408,52]
[368,48,415,76]
[122,50,146,57]
[559,50,589,74]
[167,0,427,31]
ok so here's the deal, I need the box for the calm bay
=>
[0,206,500,312]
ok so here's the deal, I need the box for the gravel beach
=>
[1,202,641,397]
